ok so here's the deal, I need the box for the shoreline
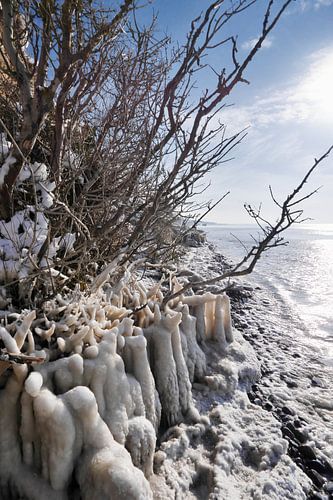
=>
[149,242,311,499]
[0,238,330,499]
[180,240,333,499]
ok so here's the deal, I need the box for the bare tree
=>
[1,0,330,306]
[48,0,295,277]
[0,0,134,219]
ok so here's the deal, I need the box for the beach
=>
[165,225,333,499]
[148,240,312,499]
[1,226,332,499]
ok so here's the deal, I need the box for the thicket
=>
[0,0,331,308]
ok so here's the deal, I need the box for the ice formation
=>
[0,236,312,499]
[0,262,237,499]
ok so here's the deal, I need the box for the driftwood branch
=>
[0,350,44,376]
[0,350,45,364]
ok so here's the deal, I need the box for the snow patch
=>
[0,154,16,187]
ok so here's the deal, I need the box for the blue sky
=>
[143,0,333,224]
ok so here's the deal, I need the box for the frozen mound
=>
[0,263,311,499]
[149,323,310,499]
[151,393,311,500]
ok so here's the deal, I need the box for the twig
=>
[162,145,333,306]
[0,350,45,365]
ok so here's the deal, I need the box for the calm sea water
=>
[205,223,333,363]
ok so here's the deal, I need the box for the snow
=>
[1,137,56,209]
[0,136,76,286]
[0,133,11,159]
[0,208,49,281]
[0,205,75,283]
[37,181,56,208]
[0,153,16,187]
[16,161,56,209]
[0,219,317,499]
[31,162,48,182]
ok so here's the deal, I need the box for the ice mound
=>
[151,335,310,500]
[0,255,311,499]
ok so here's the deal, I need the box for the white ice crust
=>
[0,241,311,499]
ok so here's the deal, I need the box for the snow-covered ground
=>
[150,244,313,499]
[0,235,330,499]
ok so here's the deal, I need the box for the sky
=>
[142,0,333,224]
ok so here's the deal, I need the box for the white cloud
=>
[299,0,333,10]
[315,0,333,8]
[221,46,333,132]
[203,47,333,223]
[241,37,273,51]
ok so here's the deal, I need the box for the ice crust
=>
[152,336,310,499]
[0,236,312,498]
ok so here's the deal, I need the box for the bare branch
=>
[163,146,333,306]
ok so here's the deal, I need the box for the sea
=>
[204,223,333,475]
[205,223,333,363]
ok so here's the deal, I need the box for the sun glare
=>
[294,48,333,124]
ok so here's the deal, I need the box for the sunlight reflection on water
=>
[205,223,333,361]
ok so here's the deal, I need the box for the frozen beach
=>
[147,241,312,499]
[1,225,332,500]
[187,224,333,499]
